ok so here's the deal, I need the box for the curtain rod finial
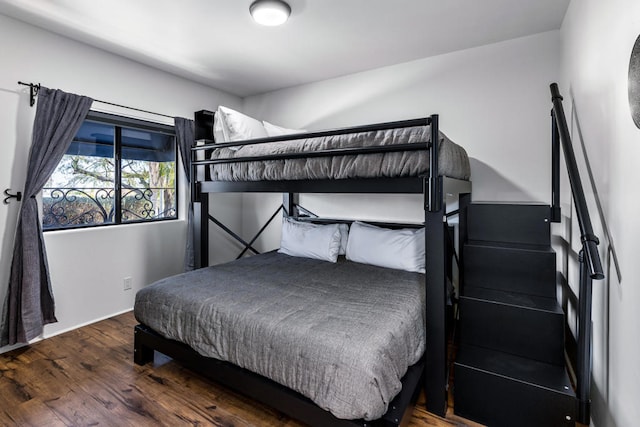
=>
[17,81,41,106]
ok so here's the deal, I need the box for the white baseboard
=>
[0,308,134,355]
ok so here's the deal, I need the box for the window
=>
[43,111,177,230]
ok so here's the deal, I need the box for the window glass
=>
[43,113,177,230]
[43,121,116,228]
[120,127,176,222]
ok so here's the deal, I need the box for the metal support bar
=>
[208,214,260,256]
[424,175,448,416]
[236,205,283,259]
[576,249,593,424]
[193,143,429,166]
[283,193,299,218]
[193,194,209,268]
[193,117,433,149]
[296,205,318,218]
[445,209,460,218]
[190,170,199,204]
[428,114,441,212]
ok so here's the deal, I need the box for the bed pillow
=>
[278,217,342,263]
[217,106,268,149]
[345,222,425,273]
[263,120,306,137]
[213,111,227,143]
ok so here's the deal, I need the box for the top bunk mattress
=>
[207,125,470,182]
[133,251,425,421]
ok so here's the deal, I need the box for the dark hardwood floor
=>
[0,311,481,426]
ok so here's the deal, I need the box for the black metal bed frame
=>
[134,112,472,425]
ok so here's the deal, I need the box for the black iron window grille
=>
[43,111,177,231]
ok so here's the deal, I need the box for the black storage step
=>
[463,240,556,298]
[466,203,551,246]
[455,345,576,427]
[459,288,565,366]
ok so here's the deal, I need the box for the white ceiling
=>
[0,0,570,97]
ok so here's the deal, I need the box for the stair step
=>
[455,345,576,427]
[463,287,562,311]
[466,203,551,246]
[464,240,556,297]
[459,288,565,365]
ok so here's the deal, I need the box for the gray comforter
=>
[134,252,425,420]
[208,125,470,181]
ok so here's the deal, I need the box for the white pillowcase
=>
[263,120,306,137]
[213,112,227,143]
[278,217,342,263]
[216,106,268,149]
[345,222,425,273]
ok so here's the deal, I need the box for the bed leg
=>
[193,192,209,269]
[133,326,154,365]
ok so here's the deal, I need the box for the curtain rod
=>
[18,81,176,120]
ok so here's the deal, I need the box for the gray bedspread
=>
[134,251,425,420]
[209,125,470,182]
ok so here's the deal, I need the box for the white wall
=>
[242,31,561,251]
[0,14,243,352]
[560,1,640,426]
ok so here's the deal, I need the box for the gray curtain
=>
[1,87,93,346]
[174,117,195,271]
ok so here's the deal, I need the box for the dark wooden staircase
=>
[454,203,577,427]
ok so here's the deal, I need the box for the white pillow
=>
[217,106,268,149]
[345,222,425,273]
[213,112,227,143]
[263,120,306,137]
[278,217,342,263]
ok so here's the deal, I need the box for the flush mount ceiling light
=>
[250,0,291,26]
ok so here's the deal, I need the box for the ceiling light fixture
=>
[250,0,291,26]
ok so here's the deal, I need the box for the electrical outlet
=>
[123,276,133,290]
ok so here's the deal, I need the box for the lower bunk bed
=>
[134,110,472,425]
[134,250,426,426]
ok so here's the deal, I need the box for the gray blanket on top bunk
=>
[134,251,425,421]
[208,125,471,182]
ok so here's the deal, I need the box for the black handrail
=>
[550,83,605,424]
[550,83,604,280]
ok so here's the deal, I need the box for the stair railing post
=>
[576,249,593,424]
[550,83,605,427]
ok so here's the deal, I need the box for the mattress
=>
[208,125,470,182]
[134,251,425,420]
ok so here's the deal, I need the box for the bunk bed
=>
[133,109,472,426]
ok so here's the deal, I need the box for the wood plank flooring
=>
[0,311,481,427]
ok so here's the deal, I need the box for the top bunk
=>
[190,107,471,201]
